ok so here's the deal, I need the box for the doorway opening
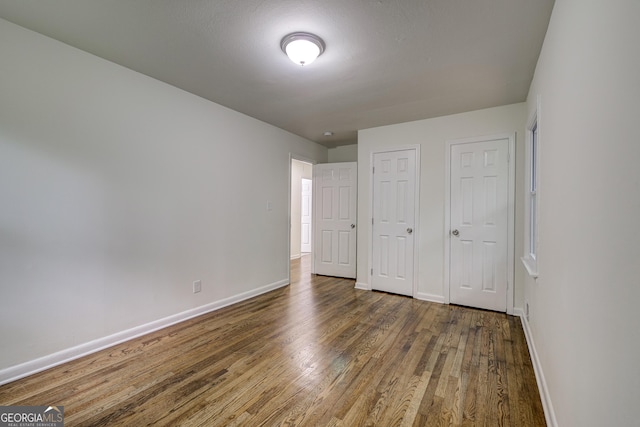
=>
[289,158,358,283]
[290,159,313,262]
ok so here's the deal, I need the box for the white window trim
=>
[521,97,540,278]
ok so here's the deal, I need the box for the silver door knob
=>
[452,229,459,236]
[406,227,413,234]
[351,224,356,229]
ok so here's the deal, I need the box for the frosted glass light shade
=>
[285,39,320,66]
[281,33,325,66]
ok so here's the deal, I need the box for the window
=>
[529,122,538,258]
[522,102,539,277]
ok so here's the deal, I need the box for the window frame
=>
[522,99,540,278]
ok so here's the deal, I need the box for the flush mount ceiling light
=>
[281,32,325,66]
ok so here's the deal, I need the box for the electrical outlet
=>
[193,280,202,293]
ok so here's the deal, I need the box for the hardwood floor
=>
[0,255,546,426]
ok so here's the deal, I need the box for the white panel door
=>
[301,178,312,253]
[449,138,509,311]
[313,163,357,278]
[371,149,416,296]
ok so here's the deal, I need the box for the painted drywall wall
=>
[290,159,312,259]
[328,144,358,163]
[357,104,526,305]
[522,1,640,426]
[0,19,327,372]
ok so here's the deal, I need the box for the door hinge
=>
[371,268,373,275]
[372,217,374,225]
[372,166,375,174]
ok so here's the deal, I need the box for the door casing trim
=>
[444,133,516,314]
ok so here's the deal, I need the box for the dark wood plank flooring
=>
[0,255,546,426]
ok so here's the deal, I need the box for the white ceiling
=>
[0,0,554,148]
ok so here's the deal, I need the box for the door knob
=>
[451,229,459,237]
[351,224,356,229]
[407,227,413,234]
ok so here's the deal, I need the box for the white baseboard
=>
[290,254,301,260]
[414,292,445,304]
[0,278,290,386]
[515,309,558,427]
[354,282,371,291]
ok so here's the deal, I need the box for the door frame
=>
[444,133,516,314]
[368,145,421,297]
[288,154,316,284]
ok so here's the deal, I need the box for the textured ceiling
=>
[0,0,554,147]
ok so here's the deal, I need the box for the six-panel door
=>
[371,149,417,296]
[313,162,357,278]
[449,138,509,312]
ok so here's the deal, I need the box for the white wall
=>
[328,144,358,163]
[0,19,327,376]
[522,1,640,426]
[357,104,526,304]
[290,159,312,259]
